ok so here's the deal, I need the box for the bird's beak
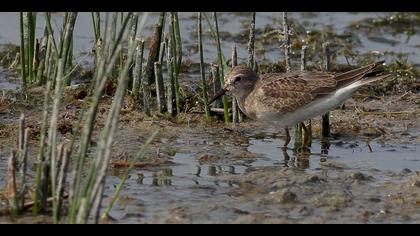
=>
[208,87,227,105]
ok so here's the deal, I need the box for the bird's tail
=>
[356,73,392,86]
[335,61,390,88]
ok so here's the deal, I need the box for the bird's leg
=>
[293,123,303,150]
[307,119,312,147]
[301,122,309,148]
[284,127,291,148]
[281,148,290,167]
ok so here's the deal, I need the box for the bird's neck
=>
[234,90,253,119]
[235,97,249,117]
[233,78,259,118]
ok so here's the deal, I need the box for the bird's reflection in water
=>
[282,148,291,167]
[282,148,310,169]
[135,136,332,186]
[295,151,310,169]
[226,166,235,174]
[281,137,331,169]
[136,173,144,184]
[207,165,237,187]
[151,168,173,186]
[208,165,237,176]
[195,165,202,177]
[208,165,217,176]
[321,138,331,156]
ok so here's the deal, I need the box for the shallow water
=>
[0,68,20,91]
[97,125,419,223]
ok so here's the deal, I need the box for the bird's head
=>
[208,65,259,105]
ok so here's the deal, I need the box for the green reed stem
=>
[321,42,331,138]
[28,12,36,83]
[198,12,211,121]
[33,81,51,213]
[154,62,166,113]
[62,13,78,86]
[36,27,49,85]
[247,12,256,70]
[7,151,20,215]
[132,39,145,100]
[158,37,166,64]
[91,12,100,43]
[129,13,139,48]
[17,114,29,212]
[169,13,181,114]
[232,44,238,124]
[22,13,31,84]
[54,146,69,223]
[119,12,125,76]
[173,12,182,77]
[19,13,27,87]
[145,13,164,85]
[212,12,229,124]
[282,12,291,72]
[48,57,65,224]
[166,37,175,116]
[43,36,53,83]
[44,13,59,57]
[211,64,221,108]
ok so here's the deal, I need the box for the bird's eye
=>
[235,77,242,82]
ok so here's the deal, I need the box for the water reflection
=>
[151,168,173,186]
[126,161,239,188]
[130,133,336,189]
[282,149,290,167]
[295,151,311,169]
[136,173,144,184]
[208,165,217,176]
[321,139,331,155]
[281,148,311,169]
[109,130,419,202]
[278,136,331,170]
[116,133,336,188]
[208,165,237,176]
[195,165,201,177]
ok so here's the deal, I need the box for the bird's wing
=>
[247,61,387,114]
[250,72,337,113]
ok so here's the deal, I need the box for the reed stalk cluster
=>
[7,12,157,224]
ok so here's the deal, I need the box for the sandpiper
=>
[209,61,390,147]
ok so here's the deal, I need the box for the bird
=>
[208,61,390,147]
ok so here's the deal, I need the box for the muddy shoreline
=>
[1,88,419,223]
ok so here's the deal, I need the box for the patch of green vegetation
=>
[353,53,419,96]
[348,12,420,36]
[385,57,420,93]
[301,26,362,67]
[258,61,287,74]
[258,18,307,48]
